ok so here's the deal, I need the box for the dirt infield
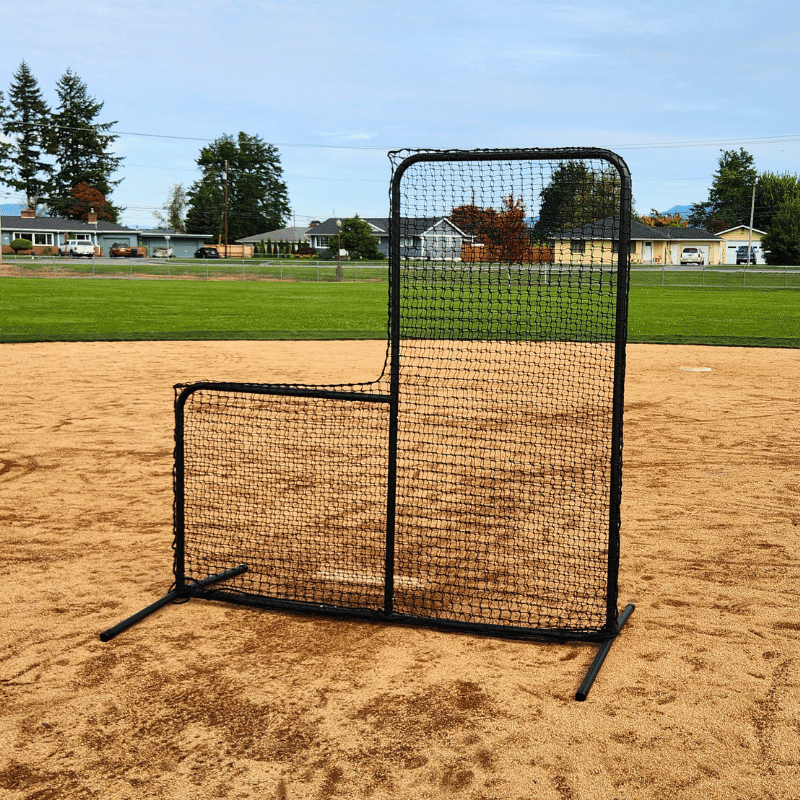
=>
[1,341,798,799]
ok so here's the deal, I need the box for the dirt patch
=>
[1,341,798,799]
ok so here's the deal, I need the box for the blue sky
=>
[1,0,798,229]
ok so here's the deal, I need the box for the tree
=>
[532,161,620,242]
[451,203,501,245]
[688,148,757,232]
[66,182,115,221]
[339,216,380,258]
[636,209,687,228]
[2,61,55,210]
[761,197,800,265]
[753,172,800,233]
[185,132,290,242]
[154,183,187,231]
[49,69,122,221]
[0,89,12,185]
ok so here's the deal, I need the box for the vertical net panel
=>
[389,151,628,637]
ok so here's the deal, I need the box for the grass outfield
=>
[0,276,798,347]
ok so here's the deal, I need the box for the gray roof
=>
[1,214,136,233]
[237,226,311,243]
[309,218,389,236]
[308,217,468,238]
[560,217,721,242]
[138,228,212,240]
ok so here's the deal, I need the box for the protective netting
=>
[174,148,631,641]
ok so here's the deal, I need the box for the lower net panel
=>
[178,338,613,636]
[180,390,390,611]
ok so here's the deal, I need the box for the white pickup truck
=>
[60,239,96,258]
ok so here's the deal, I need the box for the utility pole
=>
[336,219,343,282]
[746,184,756,268]
[223,160,229,258]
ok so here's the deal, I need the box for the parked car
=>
[153,247,173,259]
[194,247,220,259]
[60,239,95,258]
[680,246,704,266]
[109,242,133,258]
[736,246,756,265]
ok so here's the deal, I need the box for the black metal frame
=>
[102,148,634,700]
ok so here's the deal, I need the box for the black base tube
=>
[575,603,635,701]
[100,564,248,642]
[100,590,180,642]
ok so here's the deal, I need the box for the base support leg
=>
[100,564,248,642]
[575,603,635,701]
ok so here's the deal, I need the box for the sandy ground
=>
[1,340,798,800]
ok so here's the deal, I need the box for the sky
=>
[1,0,798,230]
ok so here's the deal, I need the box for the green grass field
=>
[0,276,798,347]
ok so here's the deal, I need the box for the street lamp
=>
[336,218,343,281]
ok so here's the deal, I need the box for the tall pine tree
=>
[688,148,757,232]
[2,61,54,211]
[49,69,123,221]
[0,89,12,185]
[185,132,290,241]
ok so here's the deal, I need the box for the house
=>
[138,229,214,259]
[715,225,767,265]
[307,217,475,259]
[0,209,212,257]
[555,217,723,265]
[1,208,138,256]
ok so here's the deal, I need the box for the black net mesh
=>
[174,149,630,641]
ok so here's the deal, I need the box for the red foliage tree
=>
[66,182,114,221]
[452,195,530,262]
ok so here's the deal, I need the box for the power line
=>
[14,120,800,151]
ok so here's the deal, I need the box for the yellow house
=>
[716,225,767,264]
[555,217,724,265]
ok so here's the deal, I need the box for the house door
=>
[642,242,653,262]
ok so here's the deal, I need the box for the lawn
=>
[0,276,798,347]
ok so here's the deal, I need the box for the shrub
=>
[11,238,33,253]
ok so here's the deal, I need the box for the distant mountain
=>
[665,205,692,216]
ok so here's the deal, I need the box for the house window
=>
[315,235,330,248]
[14,232,54,245]
[75,233,92,241]
[611,240,619,254]
[570,239,585,254]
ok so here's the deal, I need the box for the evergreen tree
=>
[0,89,12,185]
[184,180,222,239]
[688,148,757,232]
[753,172,800,233]
[761,197,800,265]
[185,132,290,241]
[532,161,620,242]
[2,61,54,210]
[49,69,122,221]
